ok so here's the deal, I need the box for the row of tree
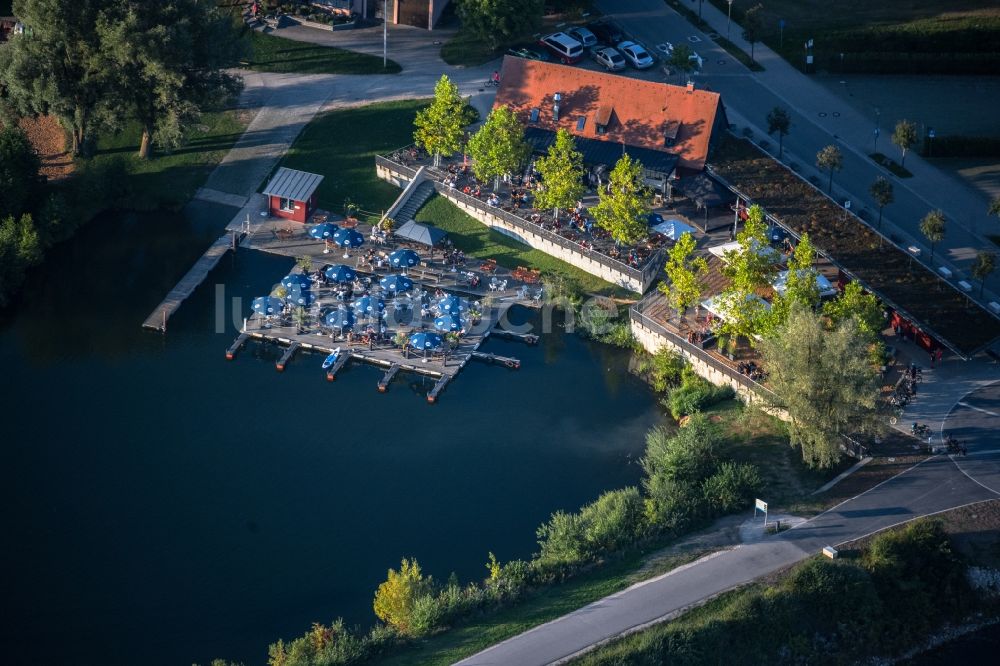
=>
[0,0,244,157]
[414,75,655,245]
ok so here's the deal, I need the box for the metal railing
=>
[630,303,776,400]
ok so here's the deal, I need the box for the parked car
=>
[587,19,625,45]
[592,46,626,71]
[506,45,550,61]
[540,32,585,64]
[617,40,655,69]
[566,26,598,48]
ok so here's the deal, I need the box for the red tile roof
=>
[495,57,725,170]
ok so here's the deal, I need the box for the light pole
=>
[383,0,388,69]
[873,107,880,153]
[726,0,734,39]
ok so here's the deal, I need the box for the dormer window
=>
[595,103,613,135]
[663,120,681,147]
[529,108,540,123]
[576,116,586,131]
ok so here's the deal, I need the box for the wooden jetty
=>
[427,375,452,403]
[470,351,521,369]
[377,364,402,392]
[143,230,243,332]
[325,352,351,381]
[275,342,300,371]
[489,329,539,345]
[226,332,250,360]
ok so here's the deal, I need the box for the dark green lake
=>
[0,206,662,666]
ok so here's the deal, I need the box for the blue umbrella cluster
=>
[437,295,469,313]
[389,249,420,269]
[409,331,443,350]
[380,274,414,293]
[332,228,365,249]
[324,307,355,331]
[308,222,340,239]
[286,287,315,306]
[252,296,284,315]
[324,264,356,283]
[434,313,467,332]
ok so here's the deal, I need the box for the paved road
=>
[944,381,1000,495]
[458,454,997,665]
[595,0,1000,309]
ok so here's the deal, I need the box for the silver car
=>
[617,40,655,69]
[592,46,626,71]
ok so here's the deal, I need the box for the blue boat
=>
[322,347,341,369]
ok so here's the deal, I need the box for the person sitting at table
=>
[487,193,500,207]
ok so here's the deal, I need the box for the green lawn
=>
[414,195,626,297]
[72,109,248,218]
[246,30,401,74]
[279,99,430,215]
[375,547,707,666]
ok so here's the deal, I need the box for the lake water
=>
[0,206,662,666]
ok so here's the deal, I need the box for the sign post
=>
[754,498,768,527]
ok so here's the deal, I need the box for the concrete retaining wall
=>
[376,162,412,189]
[631,318,788,420]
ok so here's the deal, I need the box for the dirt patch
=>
[17,115,74,181]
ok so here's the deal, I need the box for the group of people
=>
[737,360,767,382]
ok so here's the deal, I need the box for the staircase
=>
[388,180,436,226]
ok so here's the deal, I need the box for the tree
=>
[989,197,1000,226]
[892,119,918,167]
[766,107,791,159]
[869,176,894,231]
[920,209,946,261]
[822,281,883,341]
[768,233,820,333]
[590,154,650,246]
[972,251,996,297]
[760,306,881,469]
[96,0,245,159]
[533,128,585,221]
[467,105,529,190]
[0,213,42,307]
[0,124,44,222]
[742,3,765,64]
[373,558,433,635]
[660,231,707,318]
[816,145,843,195]
[413,75,471,167]
[0,0,113,155]
[717,204,777,343]
[667,43,696,83]
[456,0,543,51]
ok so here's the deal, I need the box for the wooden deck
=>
[143,231,243,331]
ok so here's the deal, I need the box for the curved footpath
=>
[457,453,999,665]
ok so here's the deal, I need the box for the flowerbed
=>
[710,135,1000,355]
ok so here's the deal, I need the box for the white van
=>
[540,32,584,64]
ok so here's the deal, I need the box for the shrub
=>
[0,213,43,307]
[666,369,735,420]
[701,461,762,514]
[649,348,685,393]
[372,558,434,635]
[642,414,720,484]
[580,487,646,553]
[535,510,590,570]
[408,593,447,637]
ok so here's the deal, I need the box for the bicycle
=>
[485,78,500,87]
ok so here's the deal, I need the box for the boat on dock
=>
[322,348,341,370]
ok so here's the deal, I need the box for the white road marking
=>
[958,401,1000,418]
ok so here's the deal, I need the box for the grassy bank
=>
[707,0,1000,74]
[414,195,624,297]
[246,30,401,74]
[279,99,429,215]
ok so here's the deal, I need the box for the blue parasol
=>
[389,249,421,269]
[434,313,467,332]
[353,295,385,317]
[308,222,340,239]
[281,272,313,291]
[324,264,356,283]
[437,295,469,313]
[409,331,444,350]
[324,307,355,331]
[285,286,315,306]
[380,273,414,293]
[332,228,365,249]
[252,296,284,316]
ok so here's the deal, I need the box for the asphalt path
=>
[944,381,1000,495]
[456,453,996,665]
[594,0,1000,303]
